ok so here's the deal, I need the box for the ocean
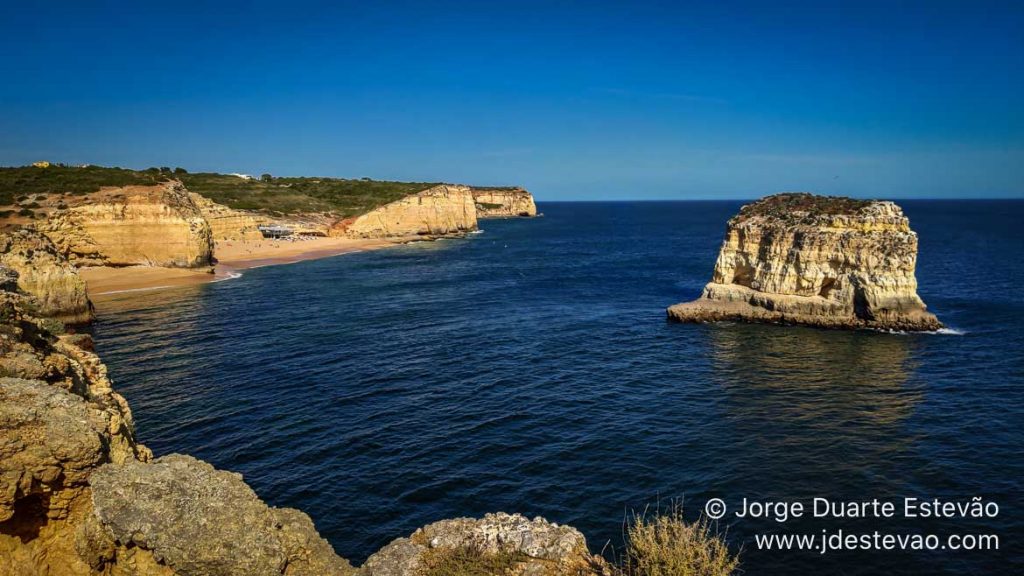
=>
[90,200,1023,575]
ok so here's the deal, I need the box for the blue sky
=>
[2,1,1022,199]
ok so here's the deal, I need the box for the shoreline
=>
[80,236,409,297]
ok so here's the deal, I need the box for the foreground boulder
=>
[360,512,608,576]
[0,228,93,324]
[81,454,354,576]
[668,193,942,331]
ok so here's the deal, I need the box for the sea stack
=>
[667,193,942,331]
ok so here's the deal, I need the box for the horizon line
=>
[534,196,1024,202]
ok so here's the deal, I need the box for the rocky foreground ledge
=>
[668,193,942,331]
[0,265,608,575]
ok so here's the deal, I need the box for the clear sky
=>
[2,1,1022,199]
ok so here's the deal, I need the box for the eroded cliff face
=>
[0,280,150,575]
[331,185,478,239]
[41,182,213,268]
[667,193,942,331]
[188,193,265,242]
[0,228,93,325]
[0,273,353,576]
[471,187,538,218]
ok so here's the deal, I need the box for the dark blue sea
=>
[90,201,1023,575]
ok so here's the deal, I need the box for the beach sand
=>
[81,236,407,297]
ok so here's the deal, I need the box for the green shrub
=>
[39,317,65,336]
[0,165,170,205]
[618,504,739,576]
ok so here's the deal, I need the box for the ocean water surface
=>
[90,201,1023,575]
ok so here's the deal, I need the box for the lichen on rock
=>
[667,193,943,331]
[360,512,608,576]
[82,454,354,576]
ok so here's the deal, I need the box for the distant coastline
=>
[0,163,538,312]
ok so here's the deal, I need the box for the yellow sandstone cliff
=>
[41,181,213,268]
[471,187,538,218]
[332,184,478,238]
[667,193,942,331]
[188,192,266,241]
[0,228,93,325]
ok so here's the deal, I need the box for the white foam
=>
[876,326,966,336]
[95,285,178,295]
[212,271,243,283]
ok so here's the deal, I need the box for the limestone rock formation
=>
[471,187,538,218]
[189,192,266,242]
[0,282,350,576]
[81,454,354,576]
[41,181,213,268]
[668,193,942,331]
[0,228,93,324]
[331,185,478,239]
[0,286,150,574]
[360,512,607,576]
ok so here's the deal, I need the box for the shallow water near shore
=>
[91,201,1023,575]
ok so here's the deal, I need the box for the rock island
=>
[668,193,942,331]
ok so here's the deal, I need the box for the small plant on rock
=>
[618,503,739,576]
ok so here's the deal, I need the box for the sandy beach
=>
[81,236,406,296]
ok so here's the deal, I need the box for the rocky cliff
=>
[667,193,942,331]
[41,181,213,268]
[0,261,609,576]
[0,228,93,324]
[0,272,353,576]
[471,187,538,218]
[188,192,265,242]
[331,185,478,238]
[361,512,606,576]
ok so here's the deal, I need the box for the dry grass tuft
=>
[418,544,528,576]
[618,503,739,576]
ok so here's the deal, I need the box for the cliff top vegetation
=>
[0,165,170,205]
[0,164,440,218]
[733,193,875,224]
[180,172,439,217]
[469,185,525,192]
